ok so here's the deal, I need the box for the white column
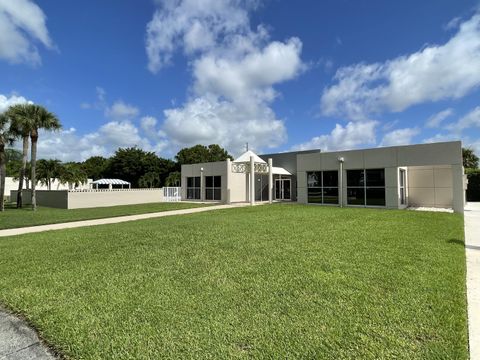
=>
[250,156,255,205]
[268,158,273,204]
[226,159,231,204]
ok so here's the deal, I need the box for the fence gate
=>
[163,187,181,202]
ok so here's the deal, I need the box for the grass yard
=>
[0,202,208,230]
[0,204,468,359]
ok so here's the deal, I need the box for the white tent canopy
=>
[91,179,130,185]
[91,178,131,189]
[272,167,291,175]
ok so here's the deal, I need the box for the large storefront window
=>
[307,171,339,204]
[346,169,385,206]
[205,176,221,201]
[186,176,200,199]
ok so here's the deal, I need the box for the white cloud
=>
[0,0,53,65]
[380,127,420,147]
[145,0,254,73]
[321,13,480,120]
[146,0,304,154]
[163,96,286,153]
[0,94,30,113]
[104,100,139,121]
[35,120,168,162]
[449,106,480,130]
[292,121,378,152]
[444,16,462,31]
[425,108,454,128]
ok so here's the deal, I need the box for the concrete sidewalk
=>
[0,309,55,359]
[0,203,252,238]
[465,202,480,360]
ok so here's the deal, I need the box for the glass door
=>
[275,178,291,200]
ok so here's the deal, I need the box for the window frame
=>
[306,170,339,205]
[205,175,222,201]
[186,176,201,200]
[346,168,386,207]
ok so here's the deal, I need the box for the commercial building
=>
[180,141,466,213]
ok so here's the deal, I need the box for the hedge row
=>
[466,169,480,202]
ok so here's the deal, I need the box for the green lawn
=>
[0,204,468,359]
[0,202,208,229]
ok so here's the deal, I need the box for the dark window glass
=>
[205,188,213,200]
[214,188,221,200]
[307,172,321,188]
[194,188,200,200]
[323,171,338,187]
[187,177,193,187]
[214,176,221,187]
[194,177,200,187]
[205,176,213,187]
[366,188,385,206]
[323,188,339,204]
[366,169,385,187]
[347,170,364,187]
[347,188,365,205]
[187,188,193,199]
[307,188,322,203]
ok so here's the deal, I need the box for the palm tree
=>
[0,114,16,211]
[6,104,32,208]
[59,163,87,190]
[36,159,62,190]
[8,104,61,210]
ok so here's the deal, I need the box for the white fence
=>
[163,187,181,202]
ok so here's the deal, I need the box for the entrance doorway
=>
[275,178,291,200]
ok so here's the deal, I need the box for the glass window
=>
[307,188,322,203]
[186,176,201,199]
[323,187,339,204]
[307,171,338,205]
[347,188,365,205]
[366,188,385,206]
[307,172,321,187]
[205,176,221,201]
[366,169,385,187]
[323,171,338,187]
[347,170,364,187]
[346,169,385,206]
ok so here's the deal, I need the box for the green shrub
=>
[466,169,480,201]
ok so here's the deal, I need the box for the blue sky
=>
[0,0,479,161]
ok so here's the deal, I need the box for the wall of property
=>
[10,189,164,209]
[407,166,453,208]
[68,189,163,209]
[10,190,69,208]
[296,141,464,212]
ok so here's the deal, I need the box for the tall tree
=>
[165,171,181,186]
[82,156,109,180]
[6,104,32,208]
[175,144,233,165]
[8,104,61,210]
[59,163,87,189]
[105,147,175,188]
[0,114,16,211]
[36,159,62,190]
[463,148,479,169]
[5,149,22,177]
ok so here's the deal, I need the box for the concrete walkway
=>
[0,203,253,238]
[465,202,480,360]
[0,309,55,359]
